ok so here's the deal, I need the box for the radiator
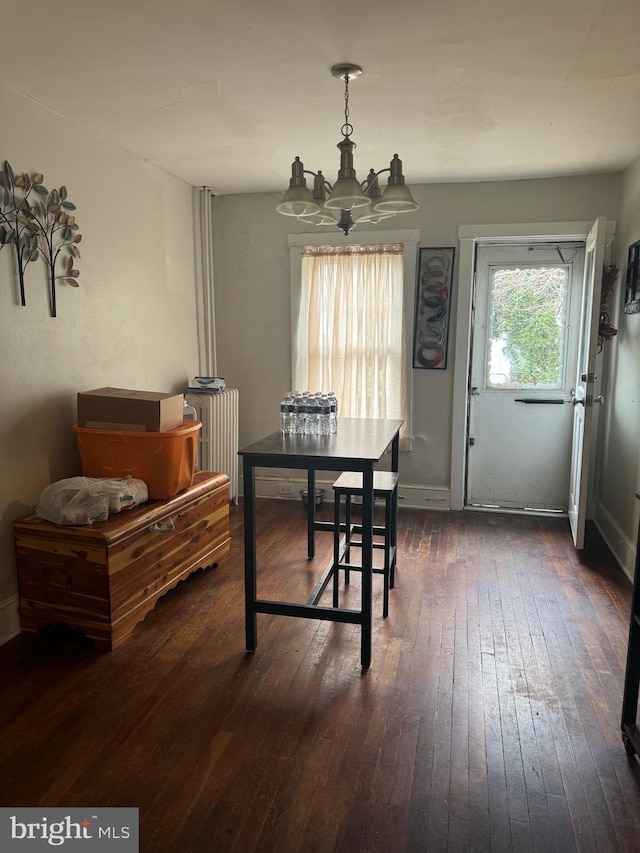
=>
[186,389,239,504]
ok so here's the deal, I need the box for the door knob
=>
[594,395,604,405]
[572,397,585,407]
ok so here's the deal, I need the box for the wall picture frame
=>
[413,246,455,369]
[624,240,640,314]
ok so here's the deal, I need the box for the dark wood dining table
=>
[238,417,403,667]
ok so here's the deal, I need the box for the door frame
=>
[451,221,616,511]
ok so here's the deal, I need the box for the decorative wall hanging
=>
[413,247,455,369]
[624,240,640,314]
[0,160,81,317]
[598,263,619,352]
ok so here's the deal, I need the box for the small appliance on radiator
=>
[186,389,239,504]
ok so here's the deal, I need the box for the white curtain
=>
[295,244,406,424]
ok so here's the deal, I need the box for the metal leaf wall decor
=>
[0,160,82,317]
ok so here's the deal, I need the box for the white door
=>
[467,243,584,511]
[568,217,607,547]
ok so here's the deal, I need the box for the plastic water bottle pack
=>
[280,392,337,436]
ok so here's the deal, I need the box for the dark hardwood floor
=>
[1,499,639,852]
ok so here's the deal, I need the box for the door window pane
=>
[487,265,569,389]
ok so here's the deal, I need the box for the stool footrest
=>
[339,562,387,575]
[341,539,387,552]
[346,523,388,537]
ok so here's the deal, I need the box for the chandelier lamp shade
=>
[276,64,419,236]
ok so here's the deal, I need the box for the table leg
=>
[391,431,400,473]
[243,456,257,651]
[333,489,340,608]
[360,466,374,668]
[307,468,315,559]
[390,431,400,588]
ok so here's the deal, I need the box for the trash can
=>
[300,488,325,508]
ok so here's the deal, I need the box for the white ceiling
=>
[1,0,639,196]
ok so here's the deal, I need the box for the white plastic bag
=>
[97,476,148,513]
[35,476,148,525]
[36,477,109,525]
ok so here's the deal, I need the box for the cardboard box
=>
[77,387,184,433]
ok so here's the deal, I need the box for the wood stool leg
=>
[333,490,341,607]
[382,493,391,618]
[390,484,398,590]
[344,494,352,585]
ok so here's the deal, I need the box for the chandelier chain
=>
[341,73,354,140]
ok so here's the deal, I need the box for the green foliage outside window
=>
[490,267,567,387]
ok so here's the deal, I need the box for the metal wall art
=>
[0,160,82,318]
[413,246,455,369]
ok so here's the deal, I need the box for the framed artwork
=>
[413,247,455,369]
[624,240,640,314]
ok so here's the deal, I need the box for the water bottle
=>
[310,396,322,435]
[302,393,314,435]
[183,396,197,420]
[319,395,331,435]
[280,396,293,434]
[291,392,303,434]
[328,392,338,434]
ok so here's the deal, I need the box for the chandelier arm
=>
[361,167,390,193]
[302,169,333,193]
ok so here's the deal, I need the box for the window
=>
[295,243,405,424]
[289,229,419,449]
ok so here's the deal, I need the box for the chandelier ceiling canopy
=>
[276,64,419,237]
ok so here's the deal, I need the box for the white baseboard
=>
[594,501,637,582]
[398,484,450,510]
[238,475,451,510]
[0,594,20,647]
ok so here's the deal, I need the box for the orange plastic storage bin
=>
[73,419,202,500]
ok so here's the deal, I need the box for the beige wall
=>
[595,155,640,577]
[212,173,623,504]
[0,86,199,640]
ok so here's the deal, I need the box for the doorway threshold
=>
[465,504,568,519]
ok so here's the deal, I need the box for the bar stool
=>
[332,470,399,617]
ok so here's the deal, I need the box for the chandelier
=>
[276,64,419,236]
